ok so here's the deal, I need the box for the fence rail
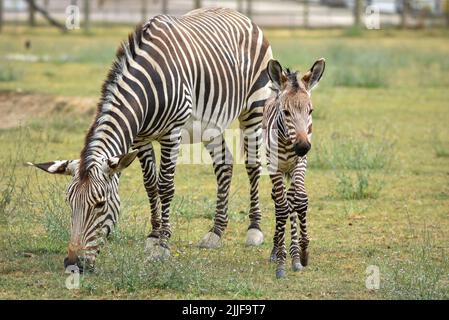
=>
[1,0,448,30]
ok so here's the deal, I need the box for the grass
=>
[0,25,448,299]
[433,131,449,158]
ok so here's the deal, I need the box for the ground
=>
[0,26,448,299]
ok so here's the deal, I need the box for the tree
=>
[304,0,309,28]
[354,0,362,27]
[25,0,66,32]
[0,0,3,33]
[247,0,252,18]
[401,0,408,29]
[83,0,90,32]
[141,0,147,22]
[162,0,168,14]
[28,0,36,26]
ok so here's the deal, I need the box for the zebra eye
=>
[309,109,313,115]
[94,201,106,209]
[283,110,291,117]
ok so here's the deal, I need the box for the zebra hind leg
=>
[199,135,233,249]
[240,124,264,246]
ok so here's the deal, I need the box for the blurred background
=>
[1,0,448,30]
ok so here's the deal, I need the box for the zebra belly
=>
[180,112,233,145]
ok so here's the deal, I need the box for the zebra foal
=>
[263,58,325,278]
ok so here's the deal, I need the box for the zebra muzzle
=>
[64,243,95,273]
[293,141,311,157]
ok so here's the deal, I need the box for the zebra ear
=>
[302,58,325,92]
[105,149,139,175]
[26,160,79,176]
[267,59,286,91]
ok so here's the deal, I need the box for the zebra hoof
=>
[144,238,170,262]
[246,228,264,246]
[276,266,286,279]
[292,259,304,272]
[198,232,221,249]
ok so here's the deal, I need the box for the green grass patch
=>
[335,171,382,200]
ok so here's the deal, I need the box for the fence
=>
[1,0,448,31]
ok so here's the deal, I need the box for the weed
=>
[335,171,381,200]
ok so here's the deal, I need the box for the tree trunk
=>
[237,0,243,12]
[28,0,36,26]
[0,0,3,33]
[25,0,66,32]
[194,0,202,9]
[247,0,252,18]
[84,0,90,32]
[304,0,309,28]
[141,0,147,22]
[162,0,168,14]
[401,0,410,29]
[354,0,362,27]
[445,0,449,27]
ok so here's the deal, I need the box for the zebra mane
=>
[78,23,144,182]
[285,68,300,90]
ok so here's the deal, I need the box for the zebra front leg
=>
[269,186,278,263]
[149,133,181,260]
[138,144,164,260]
[199,135,233,249]
[288,187,303,272]
[241,125,264,246]
[270,172,289,278]
[298,193,309,266]
[294,158,310,267]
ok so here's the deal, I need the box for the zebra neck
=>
[79,100,142,176]
[276,112,288,142]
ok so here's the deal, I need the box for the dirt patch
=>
[0,92,97,129]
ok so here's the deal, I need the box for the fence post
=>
[0,0,3,33]
[194,0,202,9]
[247,0,252,18]
[354,0,362,27]
[401,0,408,29]
[83,0,90,32]
[162,0,168,14]
[304,0,309,28]
[141,0,147,22]
[443,0,449,28]
[237,0,243,12]
[28,0,36,26]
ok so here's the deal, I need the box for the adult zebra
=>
[28,8,272,269]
